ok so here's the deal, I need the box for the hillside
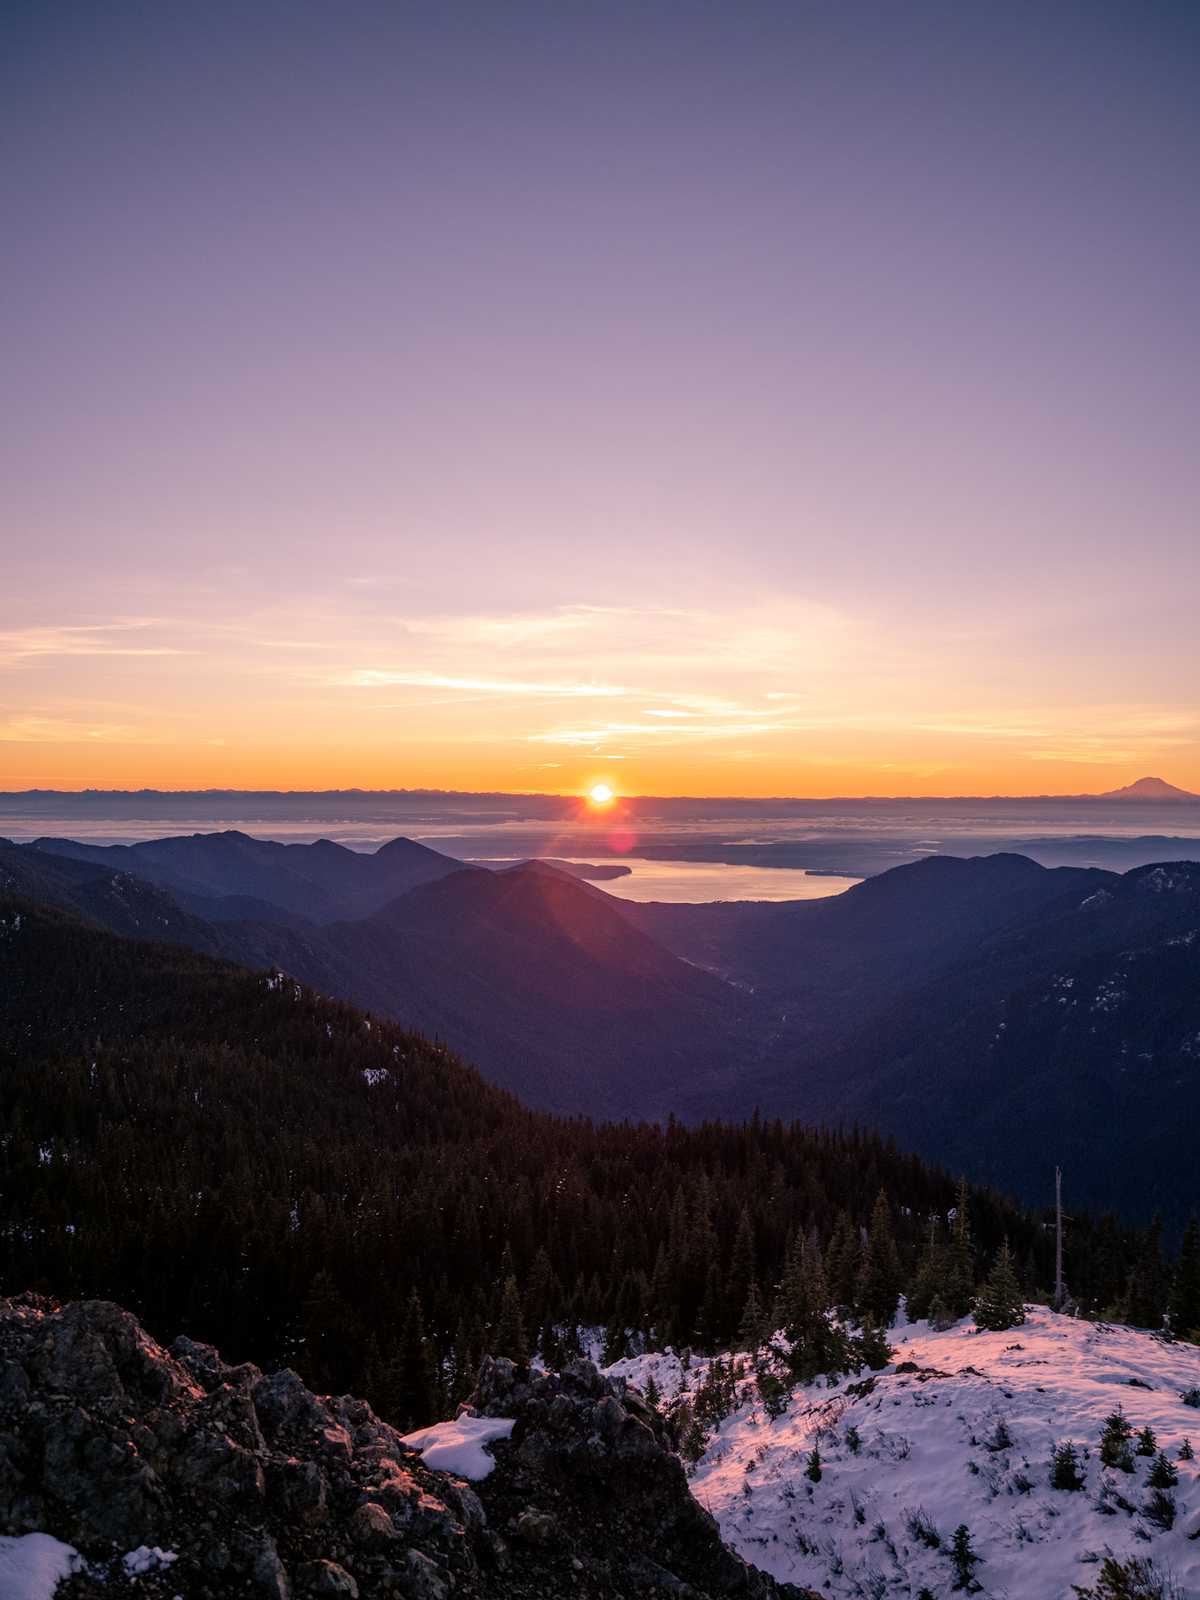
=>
[798,861,1200,1222]
[17,836,757,1117]
[610,1308,1200,1599]
[10,835,1200,1220]
[29,829,461,922]
[3,894,1095,1415]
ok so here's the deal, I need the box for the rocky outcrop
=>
[470,1354,796,1597]
[0,1296,810,1599]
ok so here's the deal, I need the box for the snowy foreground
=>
[608,1309,1200,1599]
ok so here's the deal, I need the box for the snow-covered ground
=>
[607,1309,1200,1599]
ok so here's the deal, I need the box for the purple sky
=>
[4,1,1198,794]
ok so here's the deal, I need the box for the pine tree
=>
[906,1215,950,1323]
[1099,1407,1134,1472]
[524,1245,555,1356]
[394,1286,436,1430]
[1122,1215,1167,1330]
[949,1524,982,1591]
[1134,1424,1156,1457]
[1050,1441,1085,1490]
[804,1444,822,1482]
[300,1268,348,1394]
[1147,1451,1178,1490]
[856,1191,903,1327]
[755,1355,791,1420]
[1169,1216,1200,1342]
[1143,1487,1176,1530]
[449,1316,477,1405]
[853,1316,893,1371]
[736,1280,767,1352]
[727,1207,756,1337]
[774,1232,846,1380]
[643,1372,661,1410]
[946,1178,976,1317]
[494,1274,529,1364]
[927,1293,954,1331]
[974,1241,1026,1332]
[1179,1437,1194,1461]
[824,1212,860,1314]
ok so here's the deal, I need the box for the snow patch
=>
[122,1545,178,1577]
[0,1533,82,1600]
[400,1414,516,1479]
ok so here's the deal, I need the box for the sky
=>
[3,0,1199,798]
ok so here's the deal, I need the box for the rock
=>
[242,1532,293,1599]
[512,1508,557,1546]
[0,1294,806,1600]
[297,1557,359,1596]
[350,1499,398,1546]
[267,1455,329,1523]
[402,1547,453,1599]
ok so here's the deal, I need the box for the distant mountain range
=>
[1,775,1198,823]
[4,827,1200,1223]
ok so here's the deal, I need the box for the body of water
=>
[481,857,860,903]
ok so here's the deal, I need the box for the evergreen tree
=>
[853,1317,893,1371]
[524,1246,555,1355]
[974,1241,1026,1332]
[391,1287,436,1430]
[1178,1436,1194,1460]
[946,1178,976,1317]
[736,1280,767,1352]
[927,1293,954,1331]
[1169,1216,1200,1342]
[804,1444,822,1482]
[1099,1408,1134,1472]
[727,1208,756,1336]
[1122,1216,1167,1329]
[494,1274,529,1364]
[949,1524,982,1591]
[754,1354,791,1420]
[1134,1424,1156,1457]
[774,1232,846,1380]
[856,1191,903,1327]
[300,1269,348,1394]
[1050,1441,1085,1490]
[824,1212,860,1314]
[1143,1488,1175,1531]
[1147,1451,1177,1490]
[906,1216,950,1323]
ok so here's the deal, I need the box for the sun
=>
[588,783,615,807]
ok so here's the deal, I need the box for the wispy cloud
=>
[0,715,156,744]
[338,670,628,698]
[0,622,185,666]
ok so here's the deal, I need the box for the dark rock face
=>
[0,1296,810,1599]
[470,1355,797,1598]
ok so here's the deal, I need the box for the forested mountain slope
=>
[0,895,1151,1427]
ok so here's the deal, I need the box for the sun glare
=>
[588,783,615,807]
